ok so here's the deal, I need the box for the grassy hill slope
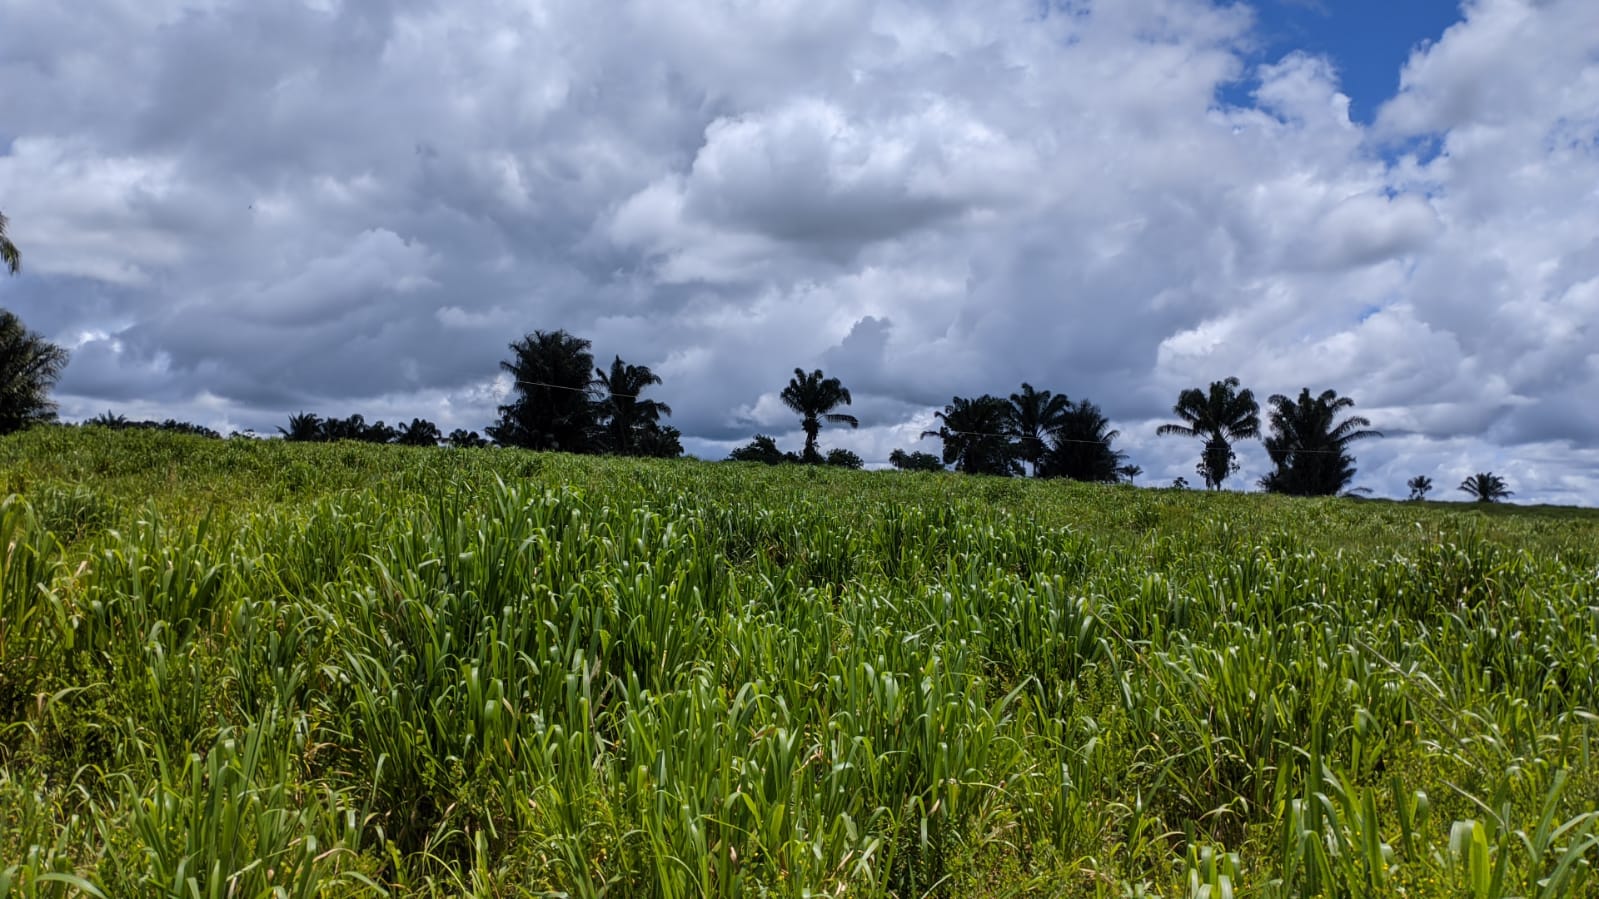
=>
[2,427,1597,897]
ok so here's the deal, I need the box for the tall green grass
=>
[2,427,1597,896]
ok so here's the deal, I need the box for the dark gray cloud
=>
[2,0,1598,503]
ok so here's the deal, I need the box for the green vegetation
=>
[3,427,1598,897]
[0,311,68,437]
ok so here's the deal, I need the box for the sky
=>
[2,0,1598,504]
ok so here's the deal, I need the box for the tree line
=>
[0,212,1519,503]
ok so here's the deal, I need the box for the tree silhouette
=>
[825,447,864,469]
[728,434,794,465]
[447,428,489,448]
[490,330,597,452]
[595,356,675,456]
[85,412,220,438]
[395,418,443,446]
[1007,383,1071,477]
[889,449,944,472]
[0,211,20,276]
[1118,464,1143,483]
[632,424,684,458]
[1040,400,1125,482]
[0,309,68,435]
[1406,475,1433,501]
[1259,388,1381,496]
[1459,472,1513,503]
[922,395,1018,476]
[780,368,858,463]
[1156,377,1260,490]
[279,412,324,442]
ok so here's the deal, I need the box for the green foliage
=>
[825,447,864,469]
[2,428,1598,897]
[0,210,19,276]
[84,411,221,439]
[0,310,68,436]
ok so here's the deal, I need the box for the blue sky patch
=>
[1226,0,1467,123]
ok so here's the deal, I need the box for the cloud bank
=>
[2,0,1596,502]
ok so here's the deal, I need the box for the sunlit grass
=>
[2,426,1597,896]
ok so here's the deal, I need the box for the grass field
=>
[2,426,1598,897]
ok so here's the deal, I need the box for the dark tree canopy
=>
[394,418,443,447]
[923,395,1019,476]
[447,428,490,449]
[1007,383,1071,477]
[728,434,795,465]
[1259,388,1381,497]
[825,447,864,469]
[322,414,396,444]
[1459,472,1512,503]
[277,412,408,444]
[889,449,945,472]
[631,424,684,459]
[86,411,220,439]
[490,329,597,452]
[275,330,680,458]
[595,356,676,457]
[279,412,324,442]
[1156,377,1260,490]
[0,211,19,276]
[1407,475,1433,501]
[0,309,68,435]
[780,368,858,463]
[1040,400,1125,482]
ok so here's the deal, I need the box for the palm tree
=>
[780,368,858,463]
[595,356,673,456]
[1007,383,1071,477]
[1459,472,1512,503]
[889,448,944,472]
[447,428,489,448]
[395,418,443,446]
[0,309,68,434]
[278,412,324,441]
[490,329,598,452]
[1,211,20,276]
[1259,388,1381,496]
[922,395,1018,476]
[1407,475,1433,501]
[1156,377,1260,490]
[1040,400,1125,482]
